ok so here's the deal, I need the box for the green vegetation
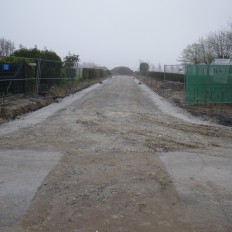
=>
[63,53,79,79]
[0,47,81,96]
[12,48,61,61]
[139,62,149,72]
[82,68,111,79]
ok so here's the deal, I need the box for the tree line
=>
[0,38,15,57]
[179,21,232,64]
[0,38,79,66]
[0,38,79,79]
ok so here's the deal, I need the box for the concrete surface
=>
[0,82,102,137]
[0,150,62,230]
[159,150,232,225]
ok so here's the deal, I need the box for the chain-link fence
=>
[137,64,186,104]
[0,56,80,96]
[0,56,111,119]
[136,64,232,126]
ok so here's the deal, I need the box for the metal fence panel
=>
[186,64,232,104]
[0,56,79,96]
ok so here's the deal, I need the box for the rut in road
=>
[1,76,231,232]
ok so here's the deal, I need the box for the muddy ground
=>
[136,74,232,126]
[0,78,106,124]
[0,76,232,232]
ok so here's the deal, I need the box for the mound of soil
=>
[111,66,134,75]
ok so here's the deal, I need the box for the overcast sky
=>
[1,0,232,70]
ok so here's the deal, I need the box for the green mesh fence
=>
[186,64,232,104]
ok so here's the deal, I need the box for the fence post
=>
[204,91,207,114]
[1,96,5,116]
[163,65,166,98]
[221,91,224,115]
[35,59,41,97]
[184,63,187,102]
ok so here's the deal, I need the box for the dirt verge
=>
[136,74,232,126]
[0,78,108,124]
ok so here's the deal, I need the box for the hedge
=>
[82,68,111,79]
[141,71,185,83]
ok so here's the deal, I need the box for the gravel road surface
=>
[0,76,232,232]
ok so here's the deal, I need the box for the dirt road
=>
[0,76,232,232]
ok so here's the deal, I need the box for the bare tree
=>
[19,44,24,49]
[180,28,232,64]
[157,63,162,72]
[198,38,214,64]
[179,43,204,64]
[207,30,231,59]
[0,38,15,56]
[225,25,232,58]
[150,63,155,71]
